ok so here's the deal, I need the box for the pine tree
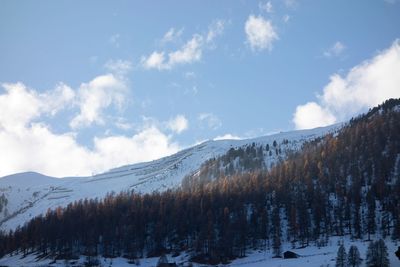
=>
[157,254,168,266]
[271,207,281,258]
[366,241,377,267]
[395,246,400,260]
[375,239,389,267]
[347,245,361,267]
[336,244,347,267]
[366,240,389,267]
[366,192,376,241]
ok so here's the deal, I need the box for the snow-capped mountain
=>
[0,125,339,231]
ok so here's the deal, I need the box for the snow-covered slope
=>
[0,237,399,267]
[0,124,340,231]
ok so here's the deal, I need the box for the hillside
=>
[0,125,337,231]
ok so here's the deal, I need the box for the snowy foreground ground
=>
[0,237,399,267]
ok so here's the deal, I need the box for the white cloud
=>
[142,51,167,70]
[91,126,179,174]
[0,67,187,178]
[43,83,76,116]
[0,123,92,177]
[168,34,203,66]
[293,39,400,129]
[0,69,131,132]
[245,15,278,51]
[161,27,183,43]
[0,122,179,177]
[0,82,74,131]
[142,20,225,70]
[259,1,273,13]
[167,114,188,134]
[324,41,346,58]
[293,102,336,130]
[142,35,203,70]
[198,113,222,130]
[104,59,132,75]
[70,74,128,129]
[213,134,241,141]
[0,83,41,131]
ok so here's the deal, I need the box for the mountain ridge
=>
[0,124,340,231]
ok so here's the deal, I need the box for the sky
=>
[0,0,400,178]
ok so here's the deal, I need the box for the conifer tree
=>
[271,206,281,257]
[336,244,347,267]
[366,241,377,267]
[375,239,389,267]
[366,240,389,267]
[347,245,361,267]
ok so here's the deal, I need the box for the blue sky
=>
[0,0,400,177]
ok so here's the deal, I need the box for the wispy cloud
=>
[259,1,273,13]
[141,20,226,70]
[104,59,132,75]
[161,27,184,44]
[109,34,120,48]
[198,113,222,130]
[184,71,196,79]
[323,41,346,58]
[283,14,290,23]
[284,0,298,9]
[206,19,226,44]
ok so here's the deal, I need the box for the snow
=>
[0,124,340,231]
[229,237,400,267]
[0,237,398,266]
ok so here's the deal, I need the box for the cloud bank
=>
[293,39,400,129]
[0,75,182,177]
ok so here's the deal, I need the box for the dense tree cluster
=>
[0,99,399,263]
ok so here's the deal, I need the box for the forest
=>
[0,99,399,264]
